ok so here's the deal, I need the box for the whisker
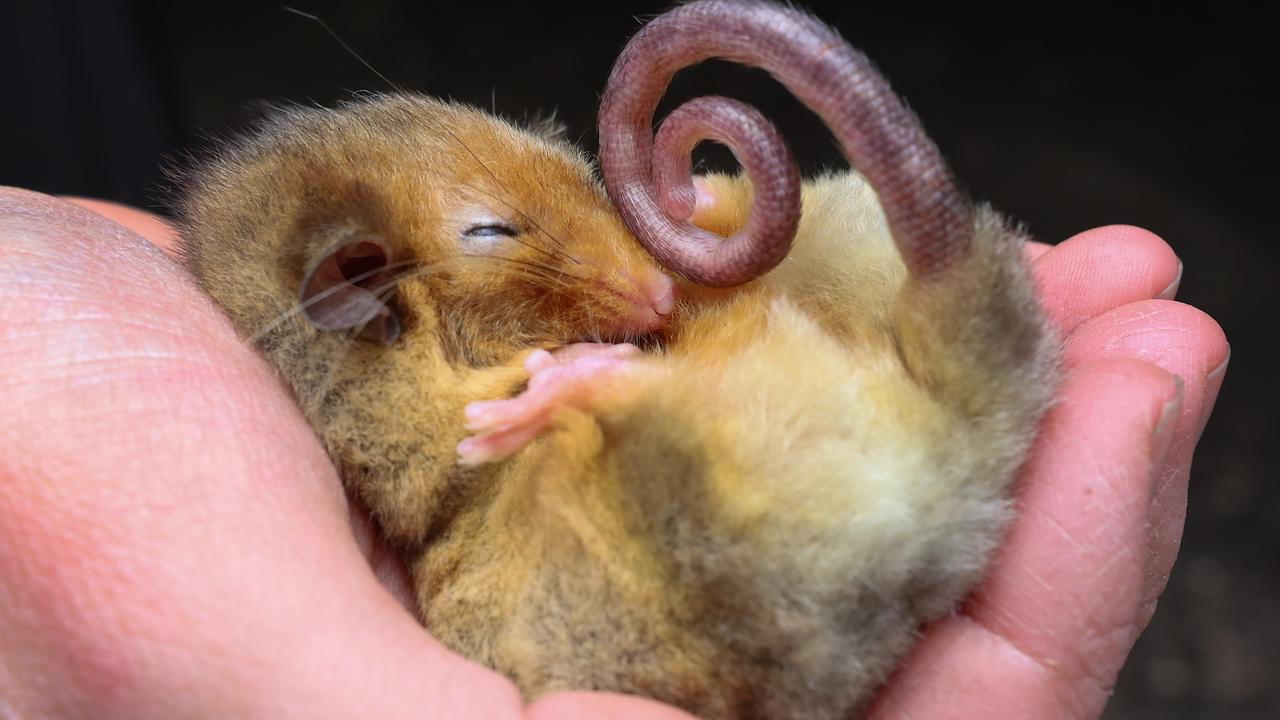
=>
[454,256,584,293]
[355,261,454,296]
[463,254,587,285]
[505,232,572,265]
[282,6,406,94]
[249,247,586,359]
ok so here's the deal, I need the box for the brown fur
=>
[178,95,673,541]
[177,99,1057,719]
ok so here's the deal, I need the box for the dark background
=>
[2,2,1274,717]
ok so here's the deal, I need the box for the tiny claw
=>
[456,436,486,466]
[524,348,556,373]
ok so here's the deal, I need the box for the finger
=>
[1063,299,1229,622]
[0,188,525,718]
[1031,225,1181,335]
[868,358,1182,719]
[62,195,182,257]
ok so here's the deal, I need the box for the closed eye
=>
[463,223,519,239]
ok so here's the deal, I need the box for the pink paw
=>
[457,343,643,466]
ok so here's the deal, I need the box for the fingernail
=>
[1156,260,1183,300]
[1195,346,1230,443]
[1150,378,1184,483]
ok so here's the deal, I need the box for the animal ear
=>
[300,234,401,345]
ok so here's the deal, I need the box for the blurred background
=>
[2,2,1273,716]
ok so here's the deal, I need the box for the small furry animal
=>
[176,2,1057,718]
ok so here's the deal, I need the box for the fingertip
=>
[1054,356,1188,500]
[62,196,182,257]
[1046,357,1185,485]
[1073,357,1186,449]
[1061,224,1175,264]
[1033,224,1181,334]
[1064,299,1229,381]
[1157,259,1183,300]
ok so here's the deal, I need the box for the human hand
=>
[0,188,1225,718]
[868,227,1228,718]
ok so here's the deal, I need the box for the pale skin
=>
[0,187,1227,719]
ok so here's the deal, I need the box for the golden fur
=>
[178,96,1056,720]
